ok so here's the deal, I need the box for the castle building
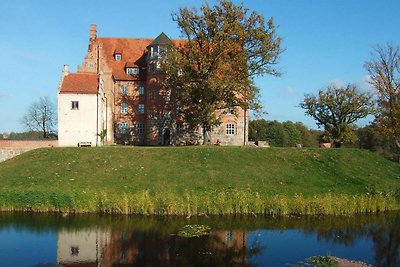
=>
[58,25,248,146]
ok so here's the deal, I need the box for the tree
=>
[300,84,375,148]
[294,122,316,147]
[21,96,57,139]
[365,44,400,162]
[282,121,302,147]
[162,0,283,142]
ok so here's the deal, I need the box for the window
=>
[71,101,79,110]
[176,103,182,113]
[177,123,183,134]
[126,67,139,75]
[71,246,79,256]
[138,104,145,114]
[158,45,166,59]
[88,62,94,68]
[227,108,235,115]
[148,108,155,119]
[137,123,145,134]
[115,54,121,61]
[163,110,171,119]
[149,90,155,100]
[138,86,145,95]
[150,46,158,58]
[119,122,129,134]
[121,102,128,114]
[226,123,235,135]
[121,85,127,95]
[226,231,233,242]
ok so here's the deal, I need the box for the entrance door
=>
[163,128,171,145]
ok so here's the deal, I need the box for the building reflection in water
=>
[57,229,256,267]
[57,229,110,267]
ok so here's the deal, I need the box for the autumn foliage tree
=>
[365,44,400,162]
[300,84,375,148]
[162,0,283,142]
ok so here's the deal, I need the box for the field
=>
[0,146,399,215]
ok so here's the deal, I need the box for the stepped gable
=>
[59,73,99,94]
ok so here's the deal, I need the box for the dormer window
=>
[150,45,166,60]
[227,108,235,115]
[150,46,158,58]
[126,67,139,75]
[115,54,122,61]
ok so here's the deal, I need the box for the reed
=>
[1,188,399,216]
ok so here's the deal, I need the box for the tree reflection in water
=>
[0,212,399,266]
[369,216,400,267]
[102,230,261,267]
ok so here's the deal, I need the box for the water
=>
[0,212,399,267]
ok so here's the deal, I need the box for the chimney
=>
[62,64,69,75]
[58,64,69,92]
[90,24,97,41]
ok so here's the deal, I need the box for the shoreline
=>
[330,256,374,267]
[1,190,399,216]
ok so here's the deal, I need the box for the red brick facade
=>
[64,25,248,146]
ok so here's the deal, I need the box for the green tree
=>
[282,121,302,147]
[249,119,321,147]
[300,84,375,148]
[294,122,315,147]
[163,0,283,143]
[249,119,266,141]
[365,44,400,163]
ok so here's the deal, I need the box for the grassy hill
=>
[0,146,399,215]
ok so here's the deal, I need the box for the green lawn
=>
[0,146,399,215]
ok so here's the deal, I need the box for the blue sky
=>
[0,0,399,133]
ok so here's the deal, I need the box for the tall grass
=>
[1,188,399,215]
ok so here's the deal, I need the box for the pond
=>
[0,212,399,267]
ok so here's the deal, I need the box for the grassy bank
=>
[0,146,399,215]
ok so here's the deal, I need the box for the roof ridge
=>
[98,37,154,41]
[97,36,185,42]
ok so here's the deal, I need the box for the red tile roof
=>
[59,73,99,94]
[125,62,138,68]
[97,37,186,81]
[98,38,151,81]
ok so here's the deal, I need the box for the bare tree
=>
[365,44,400,162]
[21,96,57,138]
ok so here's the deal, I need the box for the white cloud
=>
[357,75,375,93]
[280,86,298,96]
[329,79,345,88]
[327,76,375,93]
[0,91,9,99]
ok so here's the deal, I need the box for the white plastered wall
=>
[58,93,99,147]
